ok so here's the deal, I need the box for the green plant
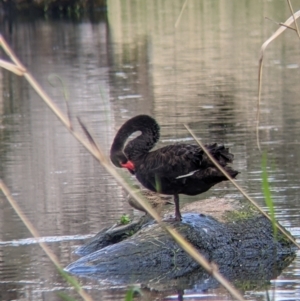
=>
[120,214,131,225]
[261,153,277,239]
[57,291,77,301]
[124,286,142,301]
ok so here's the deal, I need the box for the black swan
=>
[110,115,238,221]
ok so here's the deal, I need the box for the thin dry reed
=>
[175,0,189,28]
[257,9,300,151]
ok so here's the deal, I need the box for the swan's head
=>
[110,150,135,172]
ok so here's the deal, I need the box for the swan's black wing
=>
[137,143,234,179]
[133,143,238,195]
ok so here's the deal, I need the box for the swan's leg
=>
[174,194,181,221]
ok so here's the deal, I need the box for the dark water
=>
[0,0,300,300]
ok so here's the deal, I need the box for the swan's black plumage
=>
[110,115,238,221]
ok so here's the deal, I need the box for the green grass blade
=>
[58,268,81,291]
[261,153,277,239]
[57,291,78,301]
[124,286,142,301]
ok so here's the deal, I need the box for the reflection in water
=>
[0,0,300,300]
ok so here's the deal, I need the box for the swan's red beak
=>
[121,160,135,171]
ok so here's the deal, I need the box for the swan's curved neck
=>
[111,115,160,160]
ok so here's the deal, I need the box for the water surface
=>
[0,0,300,300]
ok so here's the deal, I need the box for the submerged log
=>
[65,198,296,290]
